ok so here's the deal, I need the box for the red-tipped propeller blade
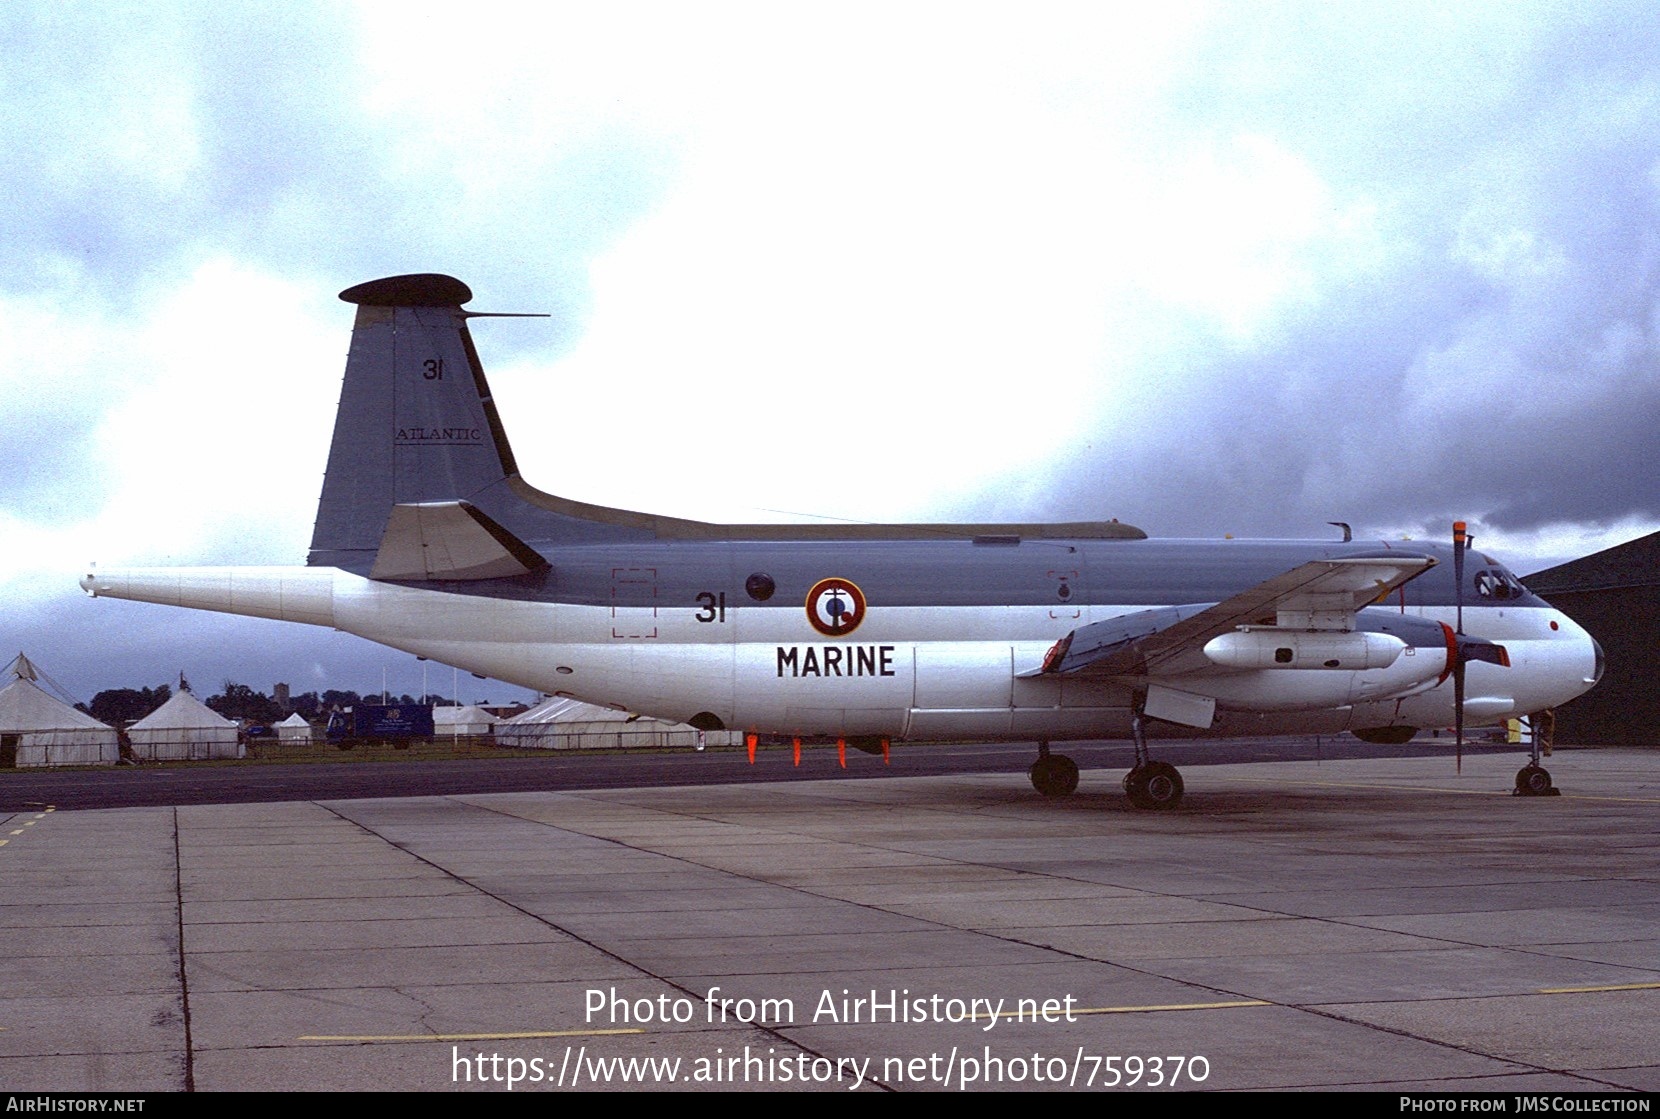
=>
[1453,521,1466,773]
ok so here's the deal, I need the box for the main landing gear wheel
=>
[1124,761,1183,810]
[1514,764,1559,797]
[1029,755,1080,797]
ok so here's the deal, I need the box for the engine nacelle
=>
[1203,628,1406,671]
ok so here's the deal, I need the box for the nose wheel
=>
[1514,764,1558,797]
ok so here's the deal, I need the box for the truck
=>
[325,703,435,749]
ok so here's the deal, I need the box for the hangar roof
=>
[1527,531,1660,595]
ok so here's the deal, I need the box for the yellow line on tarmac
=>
[1071,1000,1269,1015]
[968,999,1267,1020]
[299,1027,647,1043]
[1226,774,1514,797]
[1537,982,1660,994]
[1542,793,1660,804]
[1224,773,1660,804]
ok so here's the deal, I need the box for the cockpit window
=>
[1474,568,1526,600]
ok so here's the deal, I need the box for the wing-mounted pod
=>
[1202,628,1407,671]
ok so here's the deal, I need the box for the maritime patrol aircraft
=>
[80,274,1604,807]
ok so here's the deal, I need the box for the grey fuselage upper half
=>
[317,523,1538,621]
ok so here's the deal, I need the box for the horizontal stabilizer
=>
[369,501,549,581]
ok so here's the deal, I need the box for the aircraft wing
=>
[1035,555,1436,680]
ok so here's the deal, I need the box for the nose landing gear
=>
[1513,709,1560,797]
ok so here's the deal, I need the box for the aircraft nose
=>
[1590,635,1605,685]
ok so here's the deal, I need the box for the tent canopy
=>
[130,690,237,731]
[128,689,241,760]
[0,655,118,767]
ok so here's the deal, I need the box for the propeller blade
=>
[1453,520,1467,635]
[1452,521,1468,773]
[1454,655,1465,775]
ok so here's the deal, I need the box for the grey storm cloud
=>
[0,4,681,697]
[988,3,1660,544]
[0,5,675,356]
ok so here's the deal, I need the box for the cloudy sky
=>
[4,2,1658,704]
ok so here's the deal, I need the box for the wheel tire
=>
[1124,763,1148,806]
[1516,764,1553,796]
[1141,761,1184,809]
[1125,762,1182,809]
[1029,757,1053,794]
[1049,755,1079,797]
[1030,755,1080,797]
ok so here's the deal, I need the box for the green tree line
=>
[79,684,454,727]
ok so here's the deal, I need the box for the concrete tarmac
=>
[2,747,1657,1093]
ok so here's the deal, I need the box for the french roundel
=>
[806,577,867,637]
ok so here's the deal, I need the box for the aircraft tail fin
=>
[308,274,526,572]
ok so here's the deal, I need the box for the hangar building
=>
[1526,531,1658,745]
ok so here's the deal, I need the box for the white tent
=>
[128,688,243,760]
[0,654,119,768]
[275,712,317,744]
[432,703,496,737]
[495,696,740,750]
